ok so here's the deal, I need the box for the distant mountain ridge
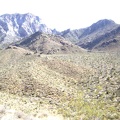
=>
[0,13,120,51]
[61,19,117,42]
[76,19,120,50]
[60,19,120,51]
[0,13,52,46]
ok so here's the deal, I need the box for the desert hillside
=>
[0,47,119,120]
[14,32,84,54]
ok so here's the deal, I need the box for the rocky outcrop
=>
[14,31,84,54]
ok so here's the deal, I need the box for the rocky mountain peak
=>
[95,19,115,25]
[0,13,52,45]
[90,19,115,31]
[80,19,116,37]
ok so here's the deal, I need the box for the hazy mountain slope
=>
[0,13,52,45]
[60,19,120,51]
[79,19,116,38]
[15,31,84,54]
[87,26,120,51]
[76,19,120,50]
[60,28,85,43]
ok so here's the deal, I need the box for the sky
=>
[0,0,120,31]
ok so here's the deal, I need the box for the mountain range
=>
[0,13,52,46]
[0,13,120,52]
[60,19,120,51]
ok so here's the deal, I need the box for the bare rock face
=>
[0,13,52,45]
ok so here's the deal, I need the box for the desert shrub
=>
[58,91,119,120]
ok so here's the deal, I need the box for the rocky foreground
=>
[0,47,119,120]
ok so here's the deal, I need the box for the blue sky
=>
[0,0,119,31]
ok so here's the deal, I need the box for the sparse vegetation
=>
[0,48,119,119]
